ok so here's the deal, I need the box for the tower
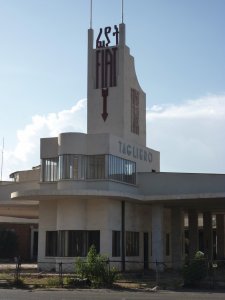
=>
[87,23,146,147]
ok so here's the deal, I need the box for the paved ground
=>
[0,288,225,300]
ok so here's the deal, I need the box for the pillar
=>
[171,208,184,269]
[203,212,213,260]
[188,210,199,258]
[216,214,225,260]
[151,205,164,270]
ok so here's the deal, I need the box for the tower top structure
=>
[87,22,147,147]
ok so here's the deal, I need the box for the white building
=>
[3,22,225,270]
[0,168,39,260]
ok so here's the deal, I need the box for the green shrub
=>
[75,245,117,287]
[182,251,208,287]
[46,277,62,287]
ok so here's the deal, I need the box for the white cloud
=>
[1,94,225,180]
[2,99,87,179]
[147,94,225,174]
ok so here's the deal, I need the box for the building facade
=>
[0,168,39,261]
[4,22,225,270]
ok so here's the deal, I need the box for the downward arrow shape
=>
[101,88,109,121]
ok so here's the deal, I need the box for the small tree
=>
[76,245,117,287]
[182,251,208,287]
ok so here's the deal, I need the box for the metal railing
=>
[0,258,225,288]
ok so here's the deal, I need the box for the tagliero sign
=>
[118,141,153,163]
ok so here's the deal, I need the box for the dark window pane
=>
[68,230,87,257]
[88,231,100,253]
[112,231,121,257]
[126,231,139,256]
[60,230,100,257]
[86,156,105,179]
[166,233,170,256]
[45,231,58,256]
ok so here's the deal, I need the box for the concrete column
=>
[151,205,164,270]
[216,214,225,259]
[171,208,184,269]
[188,210,199,258]
[203,212,213,260]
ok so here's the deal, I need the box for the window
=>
[73,157,79,179]
[59,155,80,180]
[108,155,136,184]
[41,158,58,182]
[150,232,152,256]
[46,231,58,256]
[86,155,105,179]
[131,88,139,135]
[42,154,136,185]
[88,231,100,253]
[126,231,139,256]
[166,233,170,256]
[46,230,100,257]
[68,230,87,257]
[112,231,121,257]
[58,230,68,257]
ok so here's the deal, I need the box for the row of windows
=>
[115,231,171,257]
[42,155,136,185]
[45,230,140,257]
[46,230,100,257]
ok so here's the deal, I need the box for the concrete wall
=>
[138,172,225,195]
[37,197,157,271]
[41,132,160,176]
[87,24,149,147]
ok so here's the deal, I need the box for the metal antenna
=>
[122,0,124,23]
[90,0,93,28]
[0,138,4,181]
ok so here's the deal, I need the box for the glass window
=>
[59,155,80,180]
[45,231,58,256]
[42,154,136,185]
[68,230,87,257]
[131,88,139,135]
[126,231,139,256]
[112,231,121,257]
[88,230,100,253]
[56,230,100,257]
[150,232,152,256]
[58,230,68,257]
[73,157,79,179]
[41,158,58,182]
[86,155,105,179]
[166,233,170,256]
[108,155,136,184]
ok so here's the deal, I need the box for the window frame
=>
[126,231,139,257]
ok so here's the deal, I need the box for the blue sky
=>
[0,0,225,179]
